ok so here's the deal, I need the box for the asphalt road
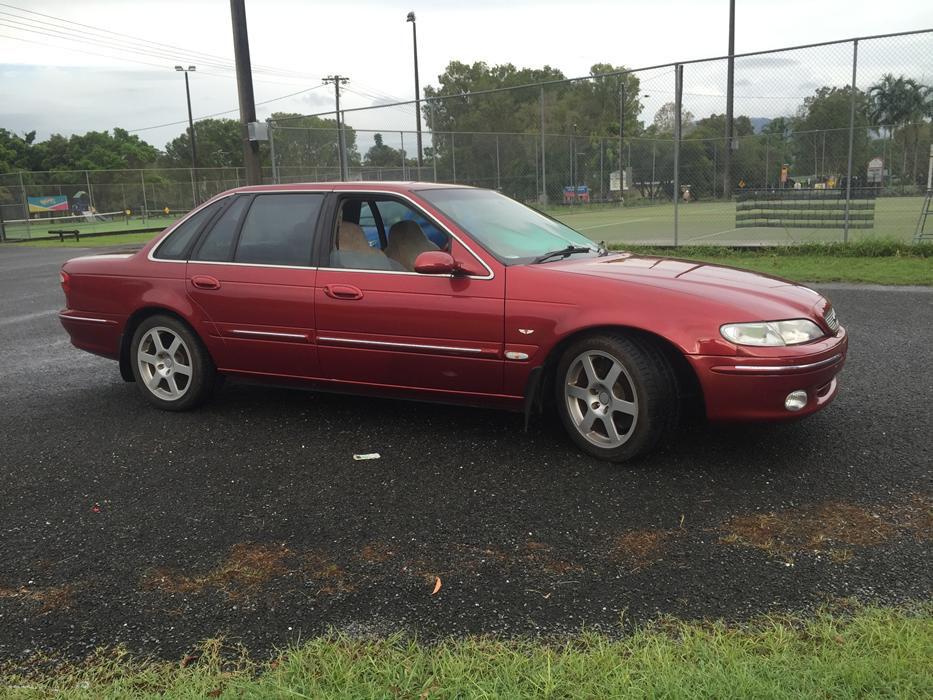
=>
[0,245,930,664]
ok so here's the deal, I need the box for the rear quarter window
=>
[153,199,226,260]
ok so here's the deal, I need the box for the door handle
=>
[191,275,221,290]
[323,284,363,300]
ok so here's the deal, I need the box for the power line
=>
[127,84,327,134]
[0,26,308,86]
[0,3,319,82]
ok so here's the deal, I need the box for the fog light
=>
[784,390,808,412]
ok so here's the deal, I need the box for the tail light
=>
[60,270,71,295]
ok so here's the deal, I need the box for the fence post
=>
[495,133,500,190]
[843,38,859,244]
[190,168,197,208]
[451,132,457,183]
[673,64,683,246]
[400,131,406,179]
[765,134,770,188]
[140,171,148,223]
[430,99,438,182]
[269,121,279,184]
[540,86,547,204]
[85,170,94,212]
[18,171,29,238]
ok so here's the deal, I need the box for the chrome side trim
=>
[59,314,117,325]
[716,353,843,374]
[317,336,485,355]
[190,260,318,271]
[231,329,308,340]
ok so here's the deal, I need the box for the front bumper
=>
[686,327,848,421]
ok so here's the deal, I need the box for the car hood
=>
[540,253,825,319]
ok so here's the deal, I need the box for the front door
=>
[314,193,505,396]
[186,192,325,379]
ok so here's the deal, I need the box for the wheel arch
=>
[119,306,212,382]
[536,324,705,419]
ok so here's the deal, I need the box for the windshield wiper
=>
[531,245,595,264]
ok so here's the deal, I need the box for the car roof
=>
[227,181,475,195]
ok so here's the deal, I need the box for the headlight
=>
[721,319,824,347]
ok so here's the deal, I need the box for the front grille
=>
[824,307,840,334]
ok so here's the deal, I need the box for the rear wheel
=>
[555,333,678,462]
[130,315,215,411]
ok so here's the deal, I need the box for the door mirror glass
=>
[413,251,456,275]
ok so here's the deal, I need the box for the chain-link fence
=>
[2,29,931,244]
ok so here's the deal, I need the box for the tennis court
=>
[551,196,925,246]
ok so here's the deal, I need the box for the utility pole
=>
[229,0,261,185]
[323,76,350,181]
[175,66,198,169]
[723,0,735,200]
[406,11,423,168]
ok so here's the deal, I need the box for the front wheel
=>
[130,315,216,411]
[555,333,678,462]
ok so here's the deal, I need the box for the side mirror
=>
[413,251,457,274]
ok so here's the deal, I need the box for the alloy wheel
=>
[564,349,639,448]
[136,326,193,401]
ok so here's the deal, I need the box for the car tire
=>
[554,332,679,462]
[130,314,216,412]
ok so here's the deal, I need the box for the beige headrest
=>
[338,221,376,254]
[386,220,438,269]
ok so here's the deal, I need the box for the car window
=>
[417,188,597,264]
[374,200,448,249]
[192,197,250,262]
[233,194,324,266]
[329,196,449,272]
[153,199,226,260]
[358,202,380,247]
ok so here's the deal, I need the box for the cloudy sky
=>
[0,0,931,153]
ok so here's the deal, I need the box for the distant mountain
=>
[750,118,771,133]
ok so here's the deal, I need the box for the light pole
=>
[406,11,423,168]
[175,65,198,170]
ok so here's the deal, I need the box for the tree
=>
[791,86,870,180]
[163,118,242,168]
[266,112,360,176]
[651,103,694,135]
[868,74,930,181]
[364,133,406,167]
[423,60,643,200]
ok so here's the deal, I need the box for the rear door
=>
[186,192,325,378]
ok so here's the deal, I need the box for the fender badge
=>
[518,328,534,335]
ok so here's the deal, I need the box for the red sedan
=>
[59,182,847,462]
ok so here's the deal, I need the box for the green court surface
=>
[549,196,926,246]
[1,214,178,241]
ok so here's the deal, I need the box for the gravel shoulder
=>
[0,246,930,663]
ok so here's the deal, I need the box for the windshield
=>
[416,188,598,264]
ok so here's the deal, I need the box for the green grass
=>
[2,606,930,699]
[616,240,933,285]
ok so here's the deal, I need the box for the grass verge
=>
[2,605,930,699]
[10,232,160,248]
[615,239,933,285]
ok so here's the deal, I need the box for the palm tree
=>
[868,74,929,182]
